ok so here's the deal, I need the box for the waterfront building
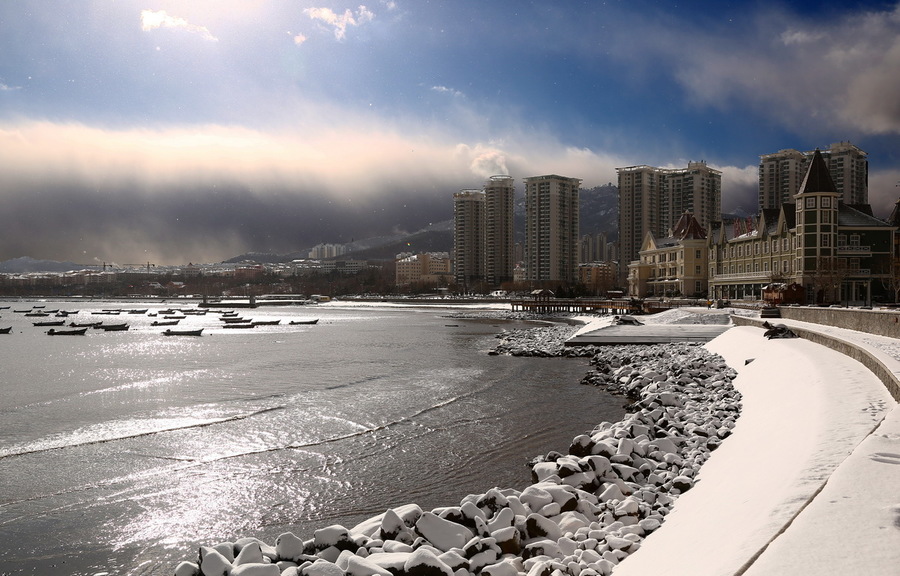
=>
[523,174,582,283]
[758,142,868,210]
[452,176,517,290]
[453,189,486,289]
[627,212,708,298]
[483,175,515,285]
[617,161,721,284]
[710,149,893,305]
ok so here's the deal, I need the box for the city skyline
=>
[1,1,899,265]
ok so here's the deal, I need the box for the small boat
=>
[127,309,149,315]
[97,323,129,331]
[251,319,281,326]
[14,309,31,313]
[222,323,255,329]
[70,321,102,328]
[163,328,203,336]
[33,320,66,326]
[25,311,50,317]
[163,315,187,320]
[47,327,88,336]
[92,311,121,315]
[151,319,180,326]
[0,327,11,334]
[289,319,319,325]
[222,317,250,323]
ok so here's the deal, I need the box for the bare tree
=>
[809,256,849,304]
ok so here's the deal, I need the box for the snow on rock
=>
[175,323,745,576]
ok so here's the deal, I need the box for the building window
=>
[821,196,831,208]
[850,234,860,247]
[806,196,816,208]
[822,235,831,247]
[695,249,702,259]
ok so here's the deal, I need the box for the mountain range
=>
[4,185,621,272]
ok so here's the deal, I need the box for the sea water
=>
[0,301,625,575]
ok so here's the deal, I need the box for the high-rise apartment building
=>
[453,189,485,289]
[758,142,867,210]
[523,174,581,283]
[616,161,721,282]
[483,175,515,285]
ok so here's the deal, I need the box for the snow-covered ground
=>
[607,308,900,576]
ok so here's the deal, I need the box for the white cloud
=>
[0,81,21,92]
[431,85,464,98]
[304,5,375,41]
[140,10,218,42]
[293,33,308,46]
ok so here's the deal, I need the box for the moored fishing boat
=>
[162,328,203,336]
[33,320,65,326]
[97,323,129,331]
[0,327,11,334]
[70,321,102,328]
[46,327,88,336]
[151,319,180,326]
[289,319,319,325]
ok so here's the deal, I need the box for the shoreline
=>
[173,311,742,576]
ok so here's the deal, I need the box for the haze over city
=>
[1,1,899,265]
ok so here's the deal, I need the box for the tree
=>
[809,256,849,305]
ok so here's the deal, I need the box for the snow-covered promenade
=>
[614,312,900,575]
[172,309,900,576]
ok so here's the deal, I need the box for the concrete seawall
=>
[731,314,900,402]
[778,306,900,339]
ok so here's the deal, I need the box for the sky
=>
[1,1,900,265]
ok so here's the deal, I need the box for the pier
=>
[510,298,641,315]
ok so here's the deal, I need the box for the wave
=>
[0,406,285,460]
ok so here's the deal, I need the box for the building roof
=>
[838,203,895,228]
[671,212,708,240]
[889,198,900,227]
[797,148,838,195]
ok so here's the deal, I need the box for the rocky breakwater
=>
[174,331,740,576]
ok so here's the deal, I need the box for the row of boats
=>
[0,305,319,337]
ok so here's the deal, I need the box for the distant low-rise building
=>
[395,252,451,287]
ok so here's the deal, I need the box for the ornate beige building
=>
[627,212,708,298]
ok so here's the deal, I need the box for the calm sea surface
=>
[0,300,624,575]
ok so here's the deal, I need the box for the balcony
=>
[710,271,772,281]
[837,245,871,254]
